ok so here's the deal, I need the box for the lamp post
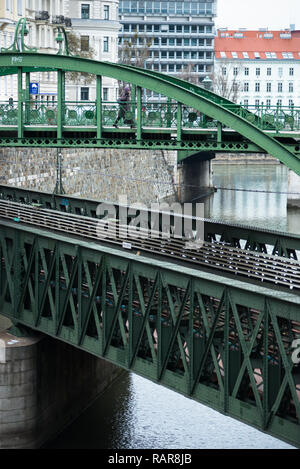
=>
[202,75,213,91]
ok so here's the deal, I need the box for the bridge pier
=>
[0,320,123,449]
[287,170,300,209]
[176,151,215,204]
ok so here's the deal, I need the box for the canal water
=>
[46,164,297,449]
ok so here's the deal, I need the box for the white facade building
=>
[214,29,300,108]
[0,0,120,102]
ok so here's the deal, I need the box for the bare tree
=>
[118,33,153,69]
[212,60,243,102]
[65,31,95,84]
[179,63,199,85]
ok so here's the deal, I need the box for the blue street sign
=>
[29,82,39,94]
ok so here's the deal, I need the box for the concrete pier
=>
[176,152,215,203]
[287,170,300,209]
[0,318,123,449]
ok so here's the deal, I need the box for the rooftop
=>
[215,29,300,60]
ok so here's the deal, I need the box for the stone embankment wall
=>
[213,153,280,164]
[0,148,177,205]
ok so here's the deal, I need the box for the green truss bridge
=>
[0,185,299,448]
[0,22,299,448]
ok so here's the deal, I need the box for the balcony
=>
[64,17,72,28]
[35,11,49,21]
[52,15,65,25]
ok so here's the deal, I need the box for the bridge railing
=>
[0,100,299,133]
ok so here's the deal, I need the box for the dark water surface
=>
[46,164,297,449]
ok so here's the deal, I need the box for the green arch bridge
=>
[0,51,300,173]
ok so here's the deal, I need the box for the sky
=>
[216,0,300,31]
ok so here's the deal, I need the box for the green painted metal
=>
[0,18,37,54]
[0,53,299,174]
[1,184,300,258]
[0,220,299,448]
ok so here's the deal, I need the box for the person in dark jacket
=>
[114,85,134,128]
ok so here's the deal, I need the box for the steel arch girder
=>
[0,53,299,175]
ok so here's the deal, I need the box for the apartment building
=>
[0,0,120,102]
[214,28,300,107]
[118,0,217,100]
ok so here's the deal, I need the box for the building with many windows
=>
[118,0,217,100]
[0,0,120,102]
[214,28,300,108]
[68,1,120,101]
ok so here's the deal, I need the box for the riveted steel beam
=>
[0,220,299,448]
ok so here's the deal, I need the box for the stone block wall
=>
[0,147,177,206]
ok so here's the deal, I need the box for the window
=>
[289,99,294,108]
[244,82,249,92]
[242,52,249,58]
[289,82,294,92]
[81,4,90,19]
[104,5,109,20]
[103,88,108,101]
[244,67,249,76]
[103,37,109,52]
[278,82,283,92]
[244,99,249,107]
[169,64,174,72]
[256,68,260,76]
[131,1,137,12]
[289,68,294,76]
[80,36,89,52]
[266,99,271,109]
[255,99,260,108]
[278,67,283,77]
[220,52,226,58]
[222,67,227,76]
[254,52,260,58]
[169,51,174,58]
[81,87,89,101]
[232,52,238,58]
[266,83,271,92]
[255,82,260,92]
[233,67,238,76]
[176,51,182,59]
[267,68,272,76]
[17,0,22,15]
[277,99,282,107]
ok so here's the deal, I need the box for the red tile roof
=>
[215,30,300,60]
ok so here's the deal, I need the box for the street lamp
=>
[202,76,212,91]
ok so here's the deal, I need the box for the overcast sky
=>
[216,0,300,31]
